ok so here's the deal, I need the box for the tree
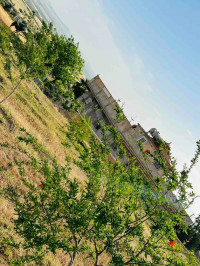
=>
[1,130,89,266]
[0,22,54,104]
[177,214,200,257]
[188,215,200,255]
[0,24,12,53]
[0,21,84,106]
[66,119,198,265]
[49,35,84,89]
[1,120,199,265]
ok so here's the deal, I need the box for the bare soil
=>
[0,5,13,27]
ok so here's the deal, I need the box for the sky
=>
[48,0,200,219]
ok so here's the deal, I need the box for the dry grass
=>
[12,0,42,28]
[0,5,13,27]
[0,54,89,265]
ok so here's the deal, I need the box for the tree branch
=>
[0,79,23,104]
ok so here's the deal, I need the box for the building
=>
[77,75,193,225]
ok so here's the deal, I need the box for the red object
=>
[81,142,85,146]
[144,149,149,153]
[39,184,43,188]
[169,240,175,247]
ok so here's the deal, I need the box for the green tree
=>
[0,24,12,53]
[67,119,198,265]
[0,21,84,107]
[1,119,199,265]
[177,214,200,257]
[50,35,84,88]
[113,100,126,123]
[0,22,54,104]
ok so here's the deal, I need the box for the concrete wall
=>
[78,76,163,181]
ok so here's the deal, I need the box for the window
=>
[137,136,147,144]
[94,103,101,110]
[85,97,92,104]
[110,143,117,151]
[95,123,101,130]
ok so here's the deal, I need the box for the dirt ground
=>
[0,3,25,41]
[0,0,41,32]
[12,0,42,26]
[0,5,13,27]
[0,0,27,27]
[12,0,28,11]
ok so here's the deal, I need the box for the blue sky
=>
[101,0,200,136]
[49,0,200,218]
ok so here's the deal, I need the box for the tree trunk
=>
[68,252,77,266]
[0,79,23,104]
[94,253,99,266]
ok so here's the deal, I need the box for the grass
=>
[0,39,199,266]
[0,53,88,265]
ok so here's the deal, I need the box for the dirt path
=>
[12,0,28,11]
[0,5,13,27]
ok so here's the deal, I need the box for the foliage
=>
[186,215,200,253]
[113,100,126,123]
[10,22,53,80]
[0,8,199,266]
[138,140,195,208]
[0,120,199,265]
[50,34,84,87]
[0,21,84,108]
[73,79,88,99]
[0,24,12,53]
[177,214,200,256]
